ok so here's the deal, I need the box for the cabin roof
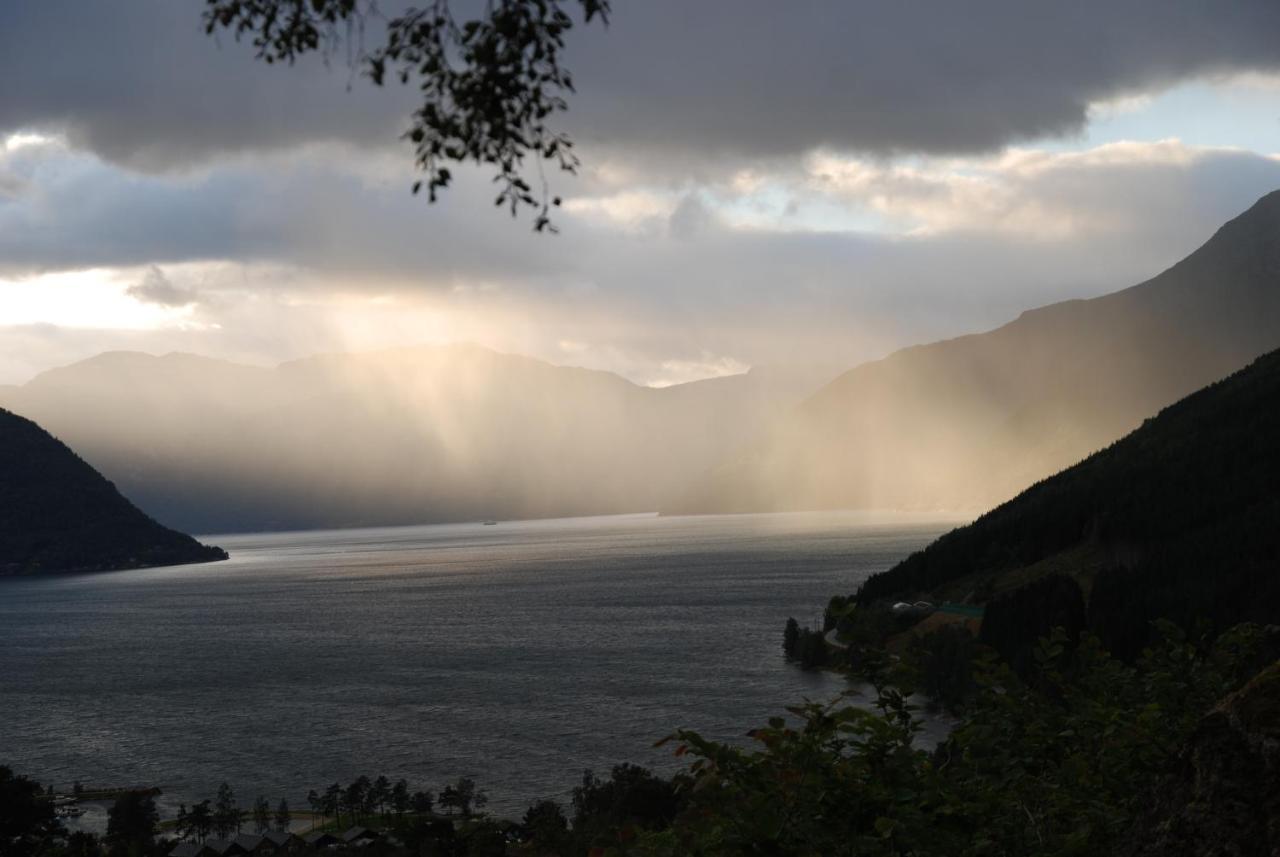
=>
[341,826,380,842]
[261,829,296,846]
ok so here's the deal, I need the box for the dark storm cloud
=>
[3,1,1280,169]
[126,266,198,306]
[566,0,1280,157]
[0,0,412,170]
[0,143,276,273]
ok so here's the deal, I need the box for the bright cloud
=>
[799,140,1262,238]
[650,354,752,388]
[0,269,198,330]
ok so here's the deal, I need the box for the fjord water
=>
[0,512,953,817]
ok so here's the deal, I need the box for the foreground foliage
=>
[628,623,1273,857]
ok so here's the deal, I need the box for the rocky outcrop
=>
[1124,661,1280,857]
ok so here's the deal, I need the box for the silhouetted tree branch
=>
[204,0,610,232]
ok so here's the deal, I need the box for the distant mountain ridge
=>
[0,408,226,575]
[0,344,836,533]
[668,190,1280,516]
[8,193,1277,533]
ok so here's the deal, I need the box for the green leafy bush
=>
[627,624,1271,857]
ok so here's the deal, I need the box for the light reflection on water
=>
[0,511,957,820]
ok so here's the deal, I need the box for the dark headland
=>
[0,407,226,576]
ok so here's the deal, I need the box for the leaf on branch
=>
[202,0,609,231]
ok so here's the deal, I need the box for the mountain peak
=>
[1238,188,1280,220]
[670,192,1280,517]
[1184,187,1280,264]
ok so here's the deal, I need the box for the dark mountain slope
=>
[0,408,226,575]
[855,346,1280,654]
[671,190,1280,516]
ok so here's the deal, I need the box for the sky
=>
[3,1,1280,387]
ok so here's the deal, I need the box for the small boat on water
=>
[482,520,498,526]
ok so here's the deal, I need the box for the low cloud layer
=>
[568,1,1280,160]
[4,134,1277,294]
[4,132,1279,386]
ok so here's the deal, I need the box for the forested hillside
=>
[855,346,1280,657]
[0,408,226,575]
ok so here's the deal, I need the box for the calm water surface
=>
[0,511,956,819]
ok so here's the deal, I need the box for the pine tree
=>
[371,775,391,819]
[188,800,214,842]
[213,783,239,838]
[391,780,410,817]
[273,798,290,832]
[252,795,271,833]
[783,617,800,658]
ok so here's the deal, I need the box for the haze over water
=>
[0,512,954,819]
